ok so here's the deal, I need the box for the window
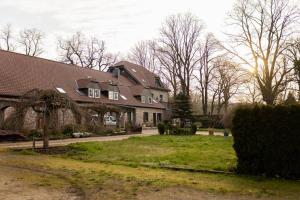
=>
[108,91,114,100]
[120,94,127,100]
[94,89,100,98]
[148,96,152,104]
[143,112,149,122]
[88,88,94,98]
[157,113,162,122]
[131,68,137,73]
[160,95,163,102]
[114,92,119,100]
[141,95,146,103]
[56,87,66,94]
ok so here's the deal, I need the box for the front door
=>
[153,113,157,127]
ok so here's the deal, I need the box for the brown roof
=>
[0,50,166,109]
[112,61,170,91]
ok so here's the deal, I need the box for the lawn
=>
[2,135,300,199]
[64,135,236,172]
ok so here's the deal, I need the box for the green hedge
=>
[232,105,300,179]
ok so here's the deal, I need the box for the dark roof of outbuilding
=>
[0,50,166,109]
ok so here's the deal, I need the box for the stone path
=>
[0,129,157,149]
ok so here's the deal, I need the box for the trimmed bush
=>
[169,127,195,135]
[158,123,165,135]
[232,105,300,179]
[62,125,74,137]
[191,124,197,135]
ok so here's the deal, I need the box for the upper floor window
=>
[160,95,163,102]
[109,91,114,100]
[109,91,119,100]
[88,88,94,98]
[155,77,163,88]
[88,88,101,98]
[94,89,100,98]
[114,92,119,100]
[141,95,146,103]
[148,96,153,104]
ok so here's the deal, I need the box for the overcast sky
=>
[0,0,236,59]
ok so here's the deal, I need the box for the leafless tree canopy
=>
[19,28,44,56]
[0,24,15,51]
[57,32,117,71]
[225,0,300,105]
[215,59,245,113]
[128,40,159,73]
[156,13,204,96]
[194,33,220,115]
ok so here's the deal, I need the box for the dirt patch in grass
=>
[0,166,82,200]
[137,186,296,200]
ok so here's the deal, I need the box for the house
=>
[0,50,170,131]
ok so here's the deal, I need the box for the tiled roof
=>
[0,50,166,109]
[112,61,170,91]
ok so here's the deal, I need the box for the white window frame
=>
[94,89,100,98]
[141,95,146,103]
[114,92,119,100]
[88,88,94,98]
[108,91,114,100]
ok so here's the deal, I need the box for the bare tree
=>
[215,60,244,114]
[0,24,15,51]
[156,13,204,96]
[243,73,262,103]
[288,38,300,100]
[155,44,179,97]
[225,0,300,105]
[19,28,44,56]
[194,33,220,116]
[57,32,117,71]
[128,40,159,73]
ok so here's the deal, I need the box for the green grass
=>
[4,136,300,198]
[64,135,236,172]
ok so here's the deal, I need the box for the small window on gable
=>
[94,89,100,98]
[114,92,119,100]
[109,91,114,100]
[88,88,94,98]
[141,95,146,103]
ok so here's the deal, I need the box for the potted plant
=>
[208,127,214,136]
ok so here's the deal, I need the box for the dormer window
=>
[88,88,101,98]
[109,91,119,100]
[94,89,100,98]
[114,92,119,100]
[109,91,114,100]
[88,88,94,98]
[141,95,146,103]
[155,77,163,88]
[77,78,101,99]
